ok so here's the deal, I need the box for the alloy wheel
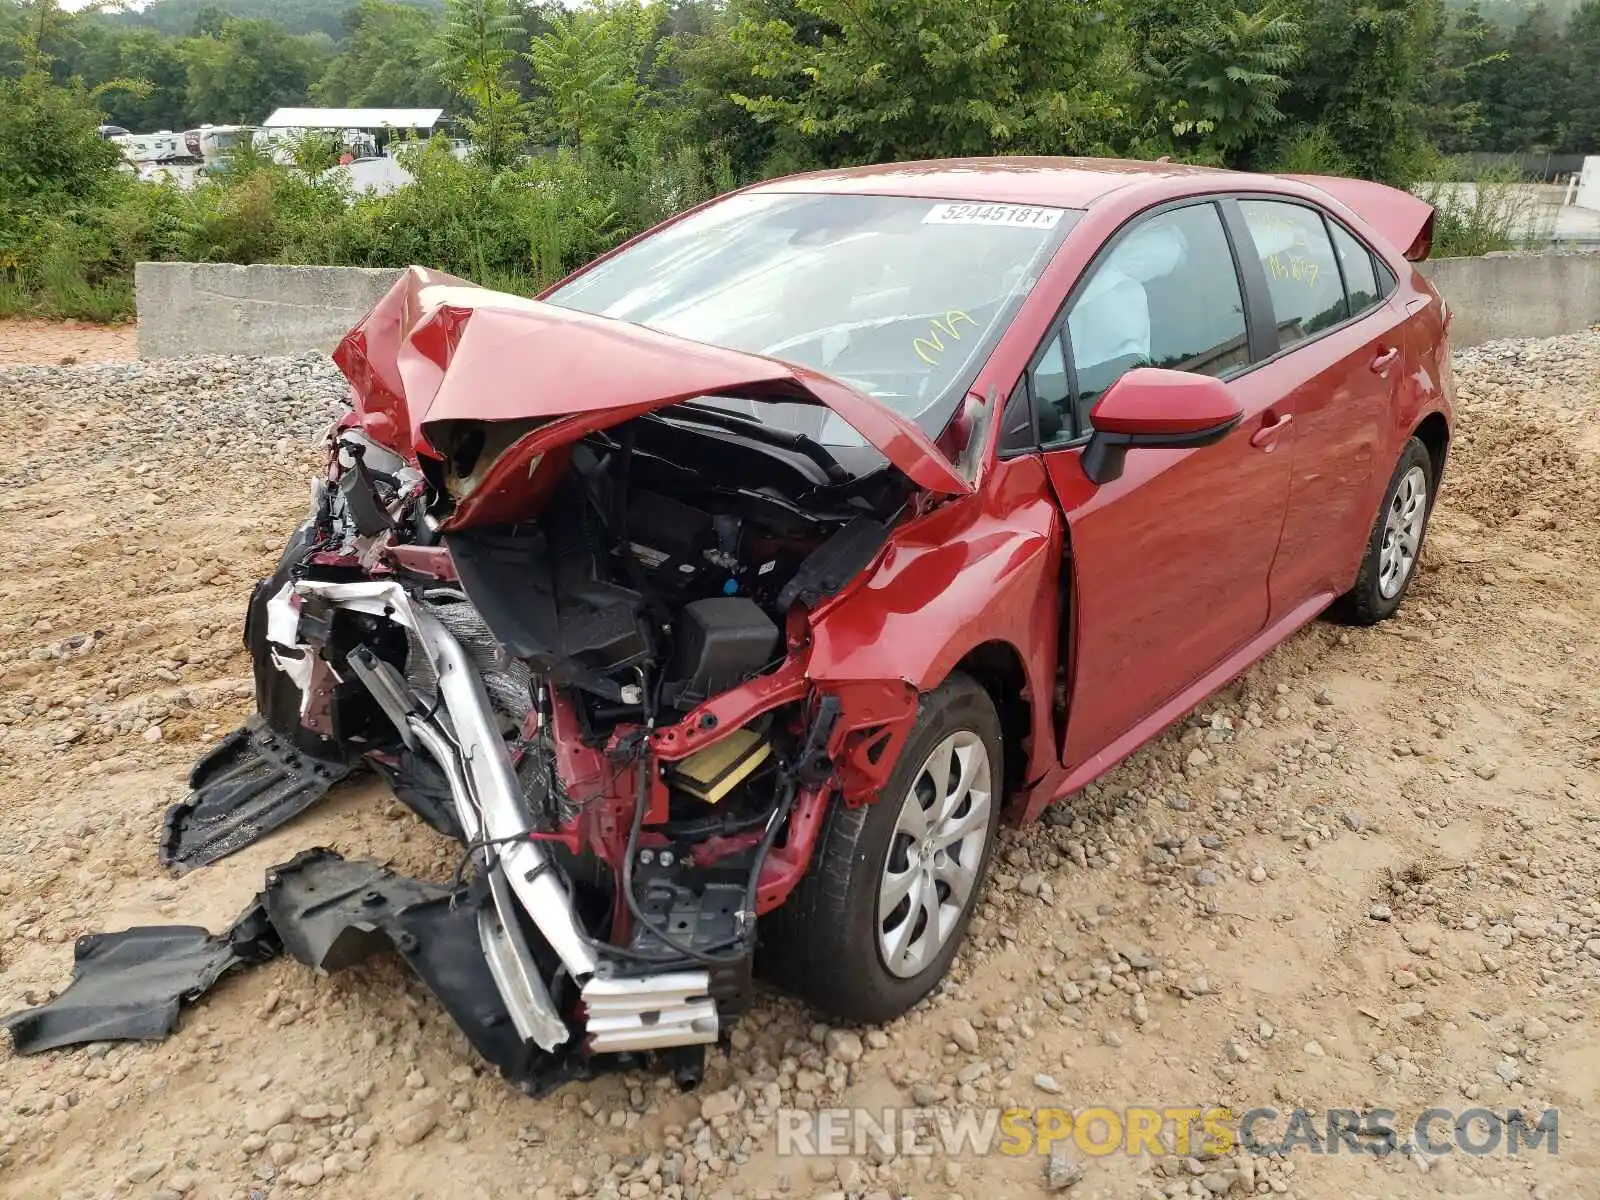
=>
[1378,465,1428,600]
[877,730,992,979]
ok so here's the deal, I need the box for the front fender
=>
[806,460,1064,790]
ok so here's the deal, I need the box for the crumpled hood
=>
[333,266,971,526]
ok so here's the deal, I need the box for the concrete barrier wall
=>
[135,262,402,359]
[136,251,1600,359]
[1418,250,1600,348]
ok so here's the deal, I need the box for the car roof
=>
[746,157,1245,209]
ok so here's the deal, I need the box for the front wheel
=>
[1335,437,1435,625]
[759,674,1003,1023]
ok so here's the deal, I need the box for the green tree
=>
[113,0,432,41]
[1277,0,1445,185]
[525,1,648,150]
[436,0,525,168]
[315,0,448,108]
[726,0,1133,163]
[282,127,339,175]
[180,17,332,124]
[0,1,137,319]
[1419,1,1506,152]
[0,70,122,203]
[1562,0,1600,150]
[188,5,230,38]
[1473,4,1566,148]
[3,0,154,126]
[54,25,191,130]
[4,0,72,75]
[1128,0,1302,164]
[657,0,829,176]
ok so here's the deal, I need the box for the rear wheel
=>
[1336,437,1434,625]
[760,674,1003,1023]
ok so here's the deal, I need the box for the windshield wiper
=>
[662,402,851,485]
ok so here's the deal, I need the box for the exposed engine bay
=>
[131,270,955,1093]
[426,409,901,717]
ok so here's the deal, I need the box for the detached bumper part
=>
[0,908,277,1054]
[258,849,573,1087]
[581,974,719,1054]
[159,715,352,872]
[277,580,724,1060]
[119,579,730,1089]
[1,851,600,1096]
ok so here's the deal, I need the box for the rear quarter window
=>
[1329,221,1382,315]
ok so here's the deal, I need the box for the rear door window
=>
[1238,200,1348,351]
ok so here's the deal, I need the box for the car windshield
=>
[546,191,1077,452]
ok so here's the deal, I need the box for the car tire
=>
[759,673,1003,1024]
[1335,437,1435,626]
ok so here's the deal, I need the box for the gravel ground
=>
[1,333,1599,1200]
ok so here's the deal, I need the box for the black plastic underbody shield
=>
[254,852,571,1087]
[158,715,354,872]
[368,748,464,839]
[259,851,447,971]
[379,892,565,1090]
[0,900,280,1053]
[2,849,611,1096]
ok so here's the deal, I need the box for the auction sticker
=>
[923,202,1064,228]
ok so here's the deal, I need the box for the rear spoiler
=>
[1283,175,1436,262]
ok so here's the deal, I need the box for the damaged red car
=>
[159,158,1454,1090]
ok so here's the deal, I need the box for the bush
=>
[322,133,730,293]
[174,164,350,265]
[1416,162,1542,258]
[0,72,123,207]
[1263,124,1352,176]
[0,69,141,319]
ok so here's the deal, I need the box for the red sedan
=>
[165,158,1451,1089]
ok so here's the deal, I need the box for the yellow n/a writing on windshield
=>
[914,310,978,365]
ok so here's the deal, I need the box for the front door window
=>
[1063,203,1251,431]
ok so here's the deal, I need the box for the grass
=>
[1418,165,1543,258]
[0,249,134,322]
[0,274,32,318]
[37,241,132,322]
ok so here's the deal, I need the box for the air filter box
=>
[670,597,779,704]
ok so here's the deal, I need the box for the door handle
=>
[1250,412,1293,448]
[1370,346,1400,373]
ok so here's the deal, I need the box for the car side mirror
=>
[1081,368,1243,485]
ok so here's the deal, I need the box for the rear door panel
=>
[1262,302,1407,613]
[1226,199,1411,615]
